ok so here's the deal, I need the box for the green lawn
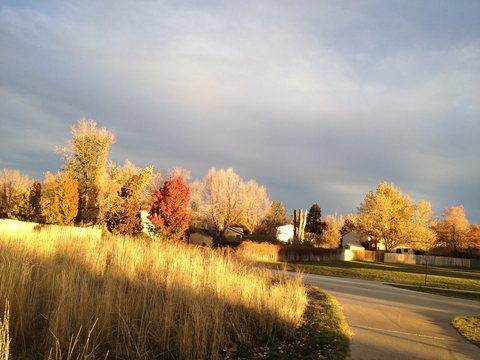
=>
[261,260,480,292]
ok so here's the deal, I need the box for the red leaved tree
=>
[149,175,191,241]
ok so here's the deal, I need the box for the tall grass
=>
[0,227,307,359]
[0,301,10,360]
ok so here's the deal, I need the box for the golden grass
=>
[0,226,307,359]
[0,301,10,360]
[452,316,480,347]
[236,241,280,262]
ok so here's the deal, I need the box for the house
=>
[225,226,245,242]
[393,246,414,255]
[140,210,155,235]
[341,231,367,249]
[276,224,294,242]
[341,230,389,250]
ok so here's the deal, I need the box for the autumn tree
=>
[15,180,42,222]
[104,163,153,235]
[0,168,30,219]
[435,206,470,252]
[468,224,480,249]
[57,119,115,225]
[251,200,287,242]
[190,168,270,240]
[140,167,190,211]
[357,182,416,252]
[150,175,191,241]
[140,172,165,210]
[41,172,79,225]
[340,215,357,236]
[410,199,437,251]
[321,214,345,248]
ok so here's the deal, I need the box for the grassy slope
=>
[0,231,308,360]
[452,316,480,347]
[236,286,351,360]
[262,260,480,291]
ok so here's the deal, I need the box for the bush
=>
[236,240,280,262]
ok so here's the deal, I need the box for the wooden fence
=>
[384,252,480,269]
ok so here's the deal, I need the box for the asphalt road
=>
[298,273,480,360]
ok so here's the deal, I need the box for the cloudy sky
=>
[1,0,479,222]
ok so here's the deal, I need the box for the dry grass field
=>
[0,226,307,359]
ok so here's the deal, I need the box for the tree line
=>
[247,184,479,256]
[0,119,271,242]
[1,119,479,253]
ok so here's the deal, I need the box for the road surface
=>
[298,273,479,360]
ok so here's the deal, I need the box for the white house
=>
[276,224,294,242]
[140,210,155,235]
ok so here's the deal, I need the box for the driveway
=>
[298,273,479,360]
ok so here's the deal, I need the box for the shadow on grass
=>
[0,244,297,360]
[236,286,351,360]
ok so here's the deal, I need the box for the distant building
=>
[276,224,294,242]
[341,231,366,249]
[225,226,245,242]
[140,210,155,235]
[393,246,414,254]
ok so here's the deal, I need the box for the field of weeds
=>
[0,225,307,359]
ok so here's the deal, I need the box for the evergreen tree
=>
[305,203,325,235]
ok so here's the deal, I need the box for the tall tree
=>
[340,214,357,236]
[356,182,415,252]
[241,180,271,233]
[104,164,153,235]
[15,180,42,222]
[435,206,470,252]
[251,200,287,242]
[57,119,115,225]
[321,214,344,248]
[0,169,30,219]
[410,199,437,251]
[190,168,270,240]
[150,175,191,241]
[41,172,79,225]
[468,224,480,249]
[305,203,325,240]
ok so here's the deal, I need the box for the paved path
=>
[298,273,480,360]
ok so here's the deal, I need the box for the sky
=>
[1,0,479,222]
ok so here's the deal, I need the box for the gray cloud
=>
[1,0,479,222]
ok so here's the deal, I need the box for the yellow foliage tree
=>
[57,119,115,225]
[190,168,270,240]
[435,206,470,252]
[357,182,435,252]
[41,172,79,225]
